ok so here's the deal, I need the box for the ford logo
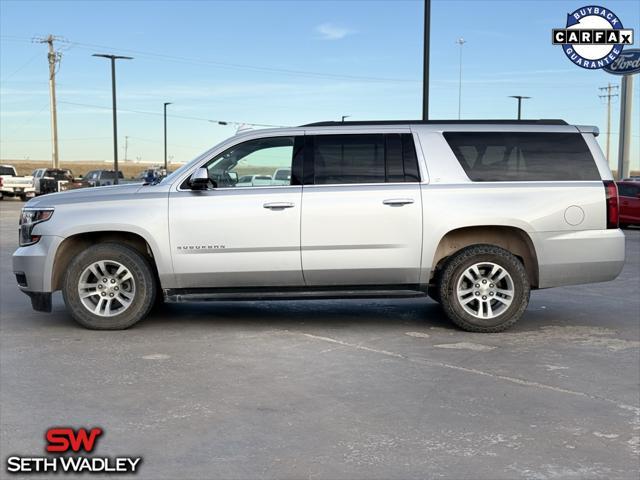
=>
[603,48,640,75]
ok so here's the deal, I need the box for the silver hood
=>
[26,183,145,207]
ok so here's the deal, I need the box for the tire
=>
[62,243,156,329]
[437,244,530,333]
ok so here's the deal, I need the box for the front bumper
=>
[12,235,63,293]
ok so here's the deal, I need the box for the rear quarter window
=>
[443,132,600,181]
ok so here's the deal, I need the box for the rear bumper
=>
[535,229,625,288]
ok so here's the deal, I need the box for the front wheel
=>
[63,243,156,329]
[438,245,530,333]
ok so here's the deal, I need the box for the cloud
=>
[315,23,356,40]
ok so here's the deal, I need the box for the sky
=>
[0,0,639,171]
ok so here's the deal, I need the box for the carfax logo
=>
[5,427,142,474]
[553,5,634,69]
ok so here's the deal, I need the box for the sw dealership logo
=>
[553,5,634,69]
[5,427,142,474]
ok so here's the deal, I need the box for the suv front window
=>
[196,136,296,188]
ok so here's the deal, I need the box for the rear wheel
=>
[438,244,530,333]
[63,243,156,329]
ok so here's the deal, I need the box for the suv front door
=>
[169,135,304,288]
[301,132,423,286]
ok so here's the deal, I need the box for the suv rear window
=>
[443,132,600,181]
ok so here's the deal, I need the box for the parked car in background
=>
[32,168,83,195]
[13,119,625,332]
[0,165,35,201]
[236,174,272,187]
[84,170,127,187]
[617,181,640,227]
[136,167,169,184]
[271,168,291,185]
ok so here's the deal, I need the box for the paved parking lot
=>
[1,198,639,479]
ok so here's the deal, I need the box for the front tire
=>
[438,245,530,333]
[63,243,156,329]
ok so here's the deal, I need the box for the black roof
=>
[301,119,568,127]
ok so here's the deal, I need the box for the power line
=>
[2,34,418,83]
[68,40,418,83]
[58,100,289,127]
[0,52,40,83]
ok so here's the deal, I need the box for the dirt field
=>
[5,161,185,179]
[5,161,277,179]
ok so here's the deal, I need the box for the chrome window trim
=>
[174,128,424,192]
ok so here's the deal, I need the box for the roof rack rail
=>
[300,119,568,127]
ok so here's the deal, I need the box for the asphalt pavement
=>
[1,198,639,479]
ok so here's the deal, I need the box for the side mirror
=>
[189,167,214,190]
[228,171,238,182]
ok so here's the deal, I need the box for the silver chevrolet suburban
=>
[12,120,625,332]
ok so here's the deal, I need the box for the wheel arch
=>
[430,225,539,288]
[51,231,160,292]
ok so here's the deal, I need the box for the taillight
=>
[603,180,619,229]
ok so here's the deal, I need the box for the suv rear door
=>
[300,132,423,286]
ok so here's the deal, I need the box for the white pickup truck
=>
[0,165,35,201]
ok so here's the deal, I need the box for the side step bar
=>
[164,286,427,303]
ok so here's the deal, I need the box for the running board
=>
[164,286,426,303]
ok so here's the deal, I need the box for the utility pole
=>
[93,54,133,185]
[617,75,633,180]
[35,35,63,168]
[456,38,466,120]
[422,0,431,120]
[599,83,619,167]
[124,135,129,162]
[163,102,171,170]
[509,95,531,120]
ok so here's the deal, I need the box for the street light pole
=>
[456,38,466,119]
[341,115,350,122]
[164,102,172,170]
[92,53,133,185]
[422,0,431,120]
[509,95,531,120]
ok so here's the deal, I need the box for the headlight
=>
[19,207,54,246]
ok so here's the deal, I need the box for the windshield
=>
[0,166,16,176]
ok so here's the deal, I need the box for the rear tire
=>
[438,244,530,333]
[62,243,156,329]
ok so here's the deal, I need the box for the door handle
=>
[263,202,295,209]
[382,198,414,206]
